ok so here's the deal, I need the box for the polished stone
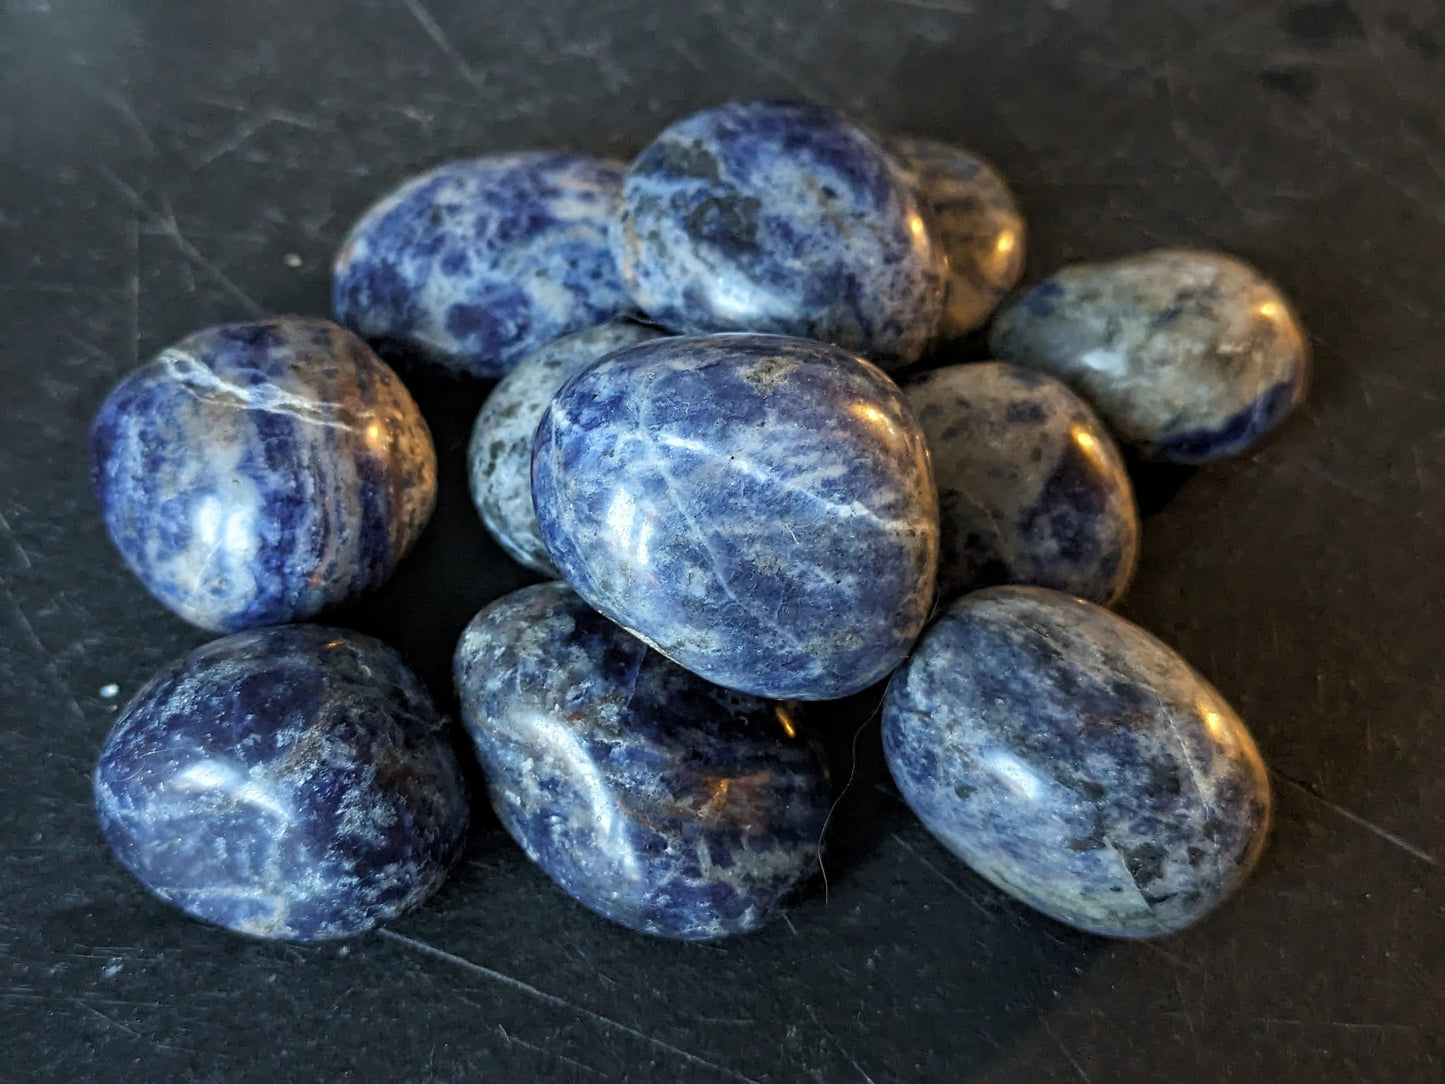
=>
[904,362,1139,605]
[891,136,1026,338]
[468,321,665,575]
[532,333,940,700]
[333,152,632,378]
[611,100,945,368]
[454,582,829,940]
[94,625,469,942]
[883,587,1271,938]
[989,249,1309,463]
[90,317,436,632]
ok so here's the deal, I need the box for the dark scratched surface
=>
[2,0,1442,1080]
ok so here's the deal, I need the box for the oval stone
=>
[468,321,665,575]
[891,136,1026,338]
[882,587,1271,938]
[904,362,1139,605]
[333,153,632,378]
[532,334,940,700]
[989,249,1309,463]
[90,317,436,632]
[611,100,946,368]
[454,582,829,940]
[95,625,469,941]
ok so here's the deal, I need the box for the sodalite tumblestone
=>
[95,625,469,941]
[989,249,1309,463]
[333,153,632,378]
[90,317,436,632]
[454,582,829,940]
[468,321,665,575]
[891,136,1026,338]
[612,100,946,368]
[883,587,1271,938]
[904,362,1140,606]
[532,333,940,701]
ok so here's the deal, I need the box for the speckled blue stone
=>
[532,333,940,700]
[468,321,665,575]
[611,101,946,368]
[90,317,437,632]
[989,249,1309,463]
[890,136,1026,338]
[454,583,829,940]
[883,587,1271,938]
[904,363,1139,606]
[334,153,632,378]
[95,625,469,941]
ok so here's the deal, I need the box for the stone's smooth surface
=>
[883,587,1271,938]
[989,249,1309,463]
[454,583,829,941]
[612,100,946,368]
[90,317,437,633]
[904,363,1140,606]
[94,625,469,942]
[533,333,940,701]
[333,153,632,378]
[891,136,1026,339]
[468,321,665,575]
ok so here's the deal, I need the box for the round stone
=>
[468,321,665,574]
[891,136,1026,338]
[454,582,829,940]
[883,587,1271,938]
[989,249,1309,463]
[611,100,946,368]
[333,153,632,378]
[903,362,1139,606]
[90,317,436,632]
[532,333,940,700]
[94,625,469,941]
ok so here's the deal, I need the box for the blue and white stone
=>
[334,153,632,378]
[989,249,1309,463]
[904,362,1139,606]
[95,625,469,941]
[532,333,940,701]
[891,136,1026,338]
[611,101,946,368]
[883,587,1271,938]
[454,582,829,940]
[468,321,665,575]
[90,317,436,632]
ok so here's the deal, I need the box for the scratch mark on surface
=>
[1272,770,1437,866]
[377,930,759,1083]
[497,1024,605,1077]
[782,912,799,937]
[1042,1018,1091,1082]
[1256,1016,1416,1032]
[709,20,828,104]
[190,111,328,170]
[890,831,993,920]
[0,510,33,572]
[882,0,975,12]
[99,167,263,316]
[399,0,486,91]
[804,1005,877,1084]
[126,214,140,367]
[1,583,84,723]
[71,997,185,1052]
[101,90,157,156]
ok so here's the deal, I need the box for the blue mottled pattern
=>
[989,249,1309,463]
[454,583,829,940]
[883,587,1271,938]
[90,317,437,632]
[468,321,665,575]
[334,153,632,378]
[904,363,1139,605]
[891,136,1026,338]
[95,625,469,941]
[611,101,945,368]
[532,334,939,700]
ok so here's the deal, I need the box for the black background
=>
[2,1,1442,1080]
